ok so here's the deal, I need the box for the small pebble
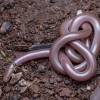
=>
[19,79,26,86]
[44,24,49,29]
[65,80,70,85]
[0,21,11,34]
[21,97,30,100]
[59,88,71,97]
[56,77,62,83]
[77,10,82,15]
[10,72,22,85]
[38,65,45,73]
[29,84,40,94]
[86,86,91,91]
[45,81,50,87]
[47,89,54,95]
[49,78,54,84]
[4,86,11,93]
[20,86,28,93]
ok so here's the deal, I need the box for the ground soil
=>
[0,0,100,100]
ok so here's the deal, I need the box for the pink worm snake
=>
[3,13,100,82]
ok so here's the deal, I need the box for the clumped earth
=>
[0,0,100,100]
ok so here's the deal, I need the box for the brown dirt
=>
[0,0,100,100]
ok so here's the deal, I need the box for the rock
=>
[4,86,11,93]
[0,21,11,34]
[10,72,22,85]
[56,77,62,83]
[49,78,54,84]
[38,65,45,73]
[47,89,54,95]
[19,79,27,86]
[21,97,30,100]
[44,24,49,29]
[0,87,2,97]
[45,81,50,87]
[59,88,71,97]
[86,85,91,91]
[90,86,100,100]
[77,10,82,15]
[29,84,40,94]
[20,78,37,93]
[20,86,28,93]
[65,80,70,85]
